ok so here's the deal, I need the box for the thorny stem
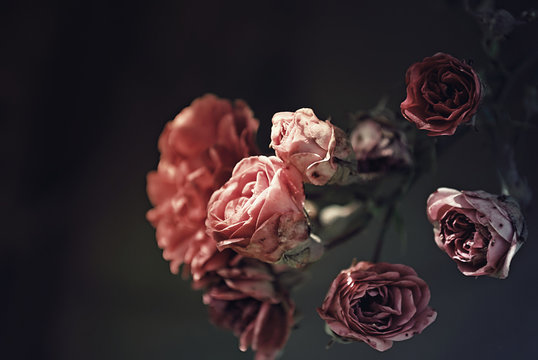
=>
[371,203,396,263]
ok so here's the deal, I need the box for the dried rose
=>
[206,155,323,267]
[400,53,482,136]
[350,114,412,177]
[270,108,352,185]
[317,262,437,352]
[427,187,527,278]
[146,94,258,274]
[203,257,295,360]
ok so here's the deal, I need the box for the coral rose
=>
[202,256,295,360]
[427,187,527,278]
[146,94,259,274]
[206,155,323,267]
[317,262,437,352]
[270,108,352,185]
[400,53,482,136]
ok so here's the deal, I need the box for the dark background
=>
[3,0,538,359]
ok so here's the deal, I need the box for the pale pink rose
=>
[146,94,259,274]
[270,108,351,185]
[317,262,437,352]
[427,187,527,278]
[350,115,412,177]
[202,257,295,360]
[206,155,323,267]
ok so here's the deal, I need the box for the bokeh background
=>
[3,0,538,359]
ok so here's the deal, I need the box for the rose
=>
[146,94,259,274]
[426,187,527,278]
[206,155,324,267]
[156,93,259,188]
[146,175,210,275]
[350,113,412,177]
[270,108,352,185]
[400,53,482,136]
[317,262,437,352]
[202,257,295,360]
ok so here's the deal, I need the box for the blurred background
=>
[2,0,538,359]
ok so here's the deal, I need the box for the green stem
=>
[371,204,396,263]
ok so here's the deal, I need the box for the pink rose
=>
[146,94,259,274]
[202,257,295,360]
[400,53,482,136]
[317,262,437,352]
[350,114,412,177]
[270,108,352,185]
[427,187,527,278]
[206,155,323,267]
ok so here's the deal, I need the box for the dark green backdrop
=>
[3,0,538,359]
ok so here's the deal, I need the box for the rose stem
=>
[371,203,396,263]
[323,218,370,251]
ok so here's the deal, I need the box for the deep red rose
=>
[317,262,437,352]
[202,257,295,360]
[400,53,482,136]
[146,94,259,274]
[206,155,323,267]
[427,187,527,278]
[270,108,352,185]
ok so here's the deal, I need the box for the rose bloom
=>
[206,155,323,267]
[400,53,482,136]
[350,113,412,177]
[270,108,352,185]
[427,187,527,278]
[317,262,437,352]
[146,94,258,274]
[202,257,295,360]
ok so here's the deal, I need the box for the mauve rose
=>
[146,94,259,274]
[270,108,352,185]
[400,53,482,136]
[350,114,412,177]
[206,155,324,267]
[427,187,527,278]
[203,257,295,360]
[317,262,437,352]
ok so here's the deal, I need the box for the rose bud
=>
[427,187,527,278]
[317,262,437,352]
[400,53,482,136]
[350,113,412,178]
[203,257,295,360]
[270,108,353,185]
[146,94,259,274]
[206,155,324,267]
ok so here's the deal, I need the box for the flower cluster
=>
[146,48,528,358]
[146,94,259,275]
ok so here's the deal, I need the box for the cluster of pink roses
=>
[146,53,527,358]
[146,95,296,359]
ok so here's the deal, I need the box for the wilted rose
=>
[400,53,482,136]
[350,114,412,177]
[146,94,258,274]
[427,187,526,278]
[203,256,295,360]
[206,155,323,267]
[270,108,352,185]
[317,262,437,352]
